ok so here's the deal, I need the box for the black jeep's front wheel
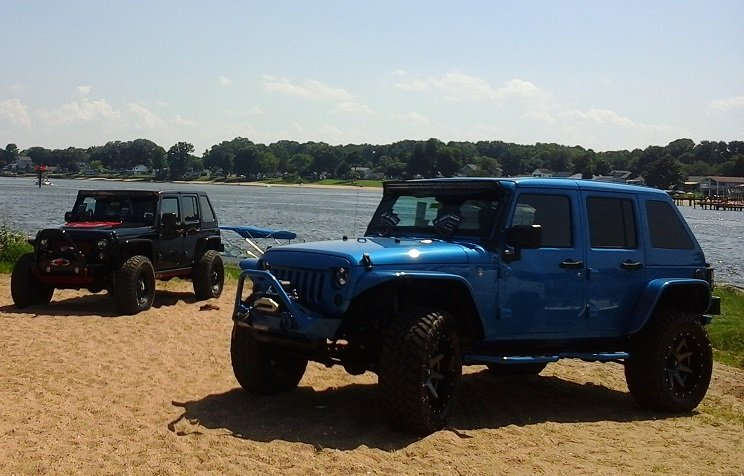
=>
[193,250,224,300]
[11,252,54,308]
[114,255,156,315]
[230,324,308,395]
[625,309,713,413]
[379,308,462,435]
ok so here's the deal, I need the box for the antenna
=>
[351,188,360,237]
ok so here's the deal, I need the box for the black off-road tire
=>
[231,324,308,395]
[378,308,462,435]
[487,362,547,376]
[624,309,713,413]
[193,250,224,300]
[11,252,54,308]
[114,255,156,315]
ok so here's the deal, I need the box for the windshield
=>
[365,189,501,239]
[67,195,159,226]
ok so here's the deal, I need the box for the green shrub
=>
[709,286,744,369]
[0,225,32,266]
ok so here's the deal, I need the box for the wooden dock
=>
[695,198,744,211]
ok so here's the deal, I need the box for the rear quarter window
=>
[646,200,694,249]
[199,195,217,225]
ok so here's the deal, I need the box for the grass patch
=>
[709,286,744,369]
[0,225,32,271]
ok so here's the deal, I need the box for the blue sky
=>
[1,1,742,154]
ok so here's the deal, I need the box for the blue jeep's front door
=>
[496,191,586,338]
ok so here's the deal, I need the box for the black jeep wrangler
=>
[11,189,224,315]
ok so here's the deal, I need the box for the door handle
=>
[560,259,584,269]
[621,260,643,270]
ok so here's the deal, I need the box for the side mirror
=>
[507,224,542,249]
[160,212,178,227]
[64,211,73,221]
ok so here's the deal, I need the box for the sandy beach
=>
[1,275,743,475]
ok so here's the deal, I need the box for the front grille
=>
[48,240,94,255]
[271,267,327,305]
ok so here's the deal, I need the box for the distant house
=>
[128,164,150,175]
[351,167,384,180]
[459,164,479,177]
[554,171,583,179]
[592,170,641,184]
[699,176,744,197]
[531,168,553,178]
[458,163,503,177]
[11,156,33,172]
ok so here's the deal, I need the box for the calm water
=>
[1,177,742,288]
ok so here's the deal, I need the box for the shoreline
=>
[66,175,383,191]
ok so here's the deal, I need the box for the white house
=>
[128,164,150,175]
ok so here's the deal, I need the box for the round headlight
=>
[333,267,349,288]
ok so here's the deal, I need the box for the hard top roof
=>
[383,177,665,197]
[75,190,209,197]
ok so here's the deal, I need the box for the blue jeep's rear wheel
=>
[625,309,712,413]
[379,308,462,435]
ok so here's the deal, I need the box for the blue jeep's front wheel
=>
[379,308,462,435]
[231,324,308,395]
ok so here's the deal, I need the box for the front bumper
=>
[233,269,342,342]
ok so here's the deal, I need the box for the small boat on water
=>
[32,177,54,186]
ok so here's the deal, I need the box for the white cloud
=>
[336,102,374,114]
[394,111,430,125]
[127,103,164,129]
[0,98,31,126]
[36,97,120,126]
[218,75,233,87]
[710,95,744,111]
[525,110,557,124]
[394,72,549,101]
[76,85,92,97]
[262,75,353,101]
[226,106,265,116]
[562,108,635,126]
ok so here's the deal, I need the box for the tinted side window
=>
[587,197,636,249]
[646,200,694,249]
[199,195,216,223]
[513,194,572,248]
[160,197,180,222]
[182,195,199,222]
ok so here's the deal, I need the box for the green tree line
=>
[2,137,743,189]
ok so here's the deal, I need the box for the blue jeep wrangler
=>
[231,178,720,435]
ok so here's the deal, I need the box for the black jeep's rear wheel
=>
[625,309,713,413]
[193,250,224,300]
[230,324,308,395]
[379,308,462,435]
[114,255,156,315]
[11,252,54,308]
